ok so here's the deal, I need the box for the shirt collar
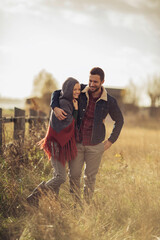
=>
[82,85,108,102]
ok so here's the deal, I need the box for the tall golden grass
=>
[1,115,160,240]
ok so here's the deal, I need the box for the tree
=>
[147,75,160,107]
[31,69,58,98]
[29,69,58,114]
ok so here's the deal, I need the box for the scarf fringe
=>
[38,137,52,160]
[38,122,77,166]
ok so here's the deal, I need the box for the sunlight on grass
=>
[1,115,160,240]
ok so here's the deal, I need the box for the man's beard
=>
[89,86,101,93]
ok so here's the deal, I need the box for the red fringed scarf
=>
[38,118,77,166]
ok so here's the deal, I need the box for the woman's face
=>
[73,83,81,99]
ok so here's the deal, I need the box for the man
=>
[51,67,124,203]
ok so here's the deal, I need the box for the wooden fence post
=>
[0,108,2,155]
[14,107,25,143]
[39,111,48,126]
[39,111,48,137]
[29,109,38,133]
[39,111,47,117]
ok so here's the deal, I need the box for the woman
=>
[27,77,81,207]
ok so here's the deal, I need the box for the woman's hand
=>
[73,99,78,110]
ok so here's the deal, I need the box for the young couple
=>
[27,67,124,207]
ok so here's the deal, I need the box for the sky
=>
[0,0,160,105]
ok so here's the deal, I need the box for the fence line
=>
[0,107,49,155]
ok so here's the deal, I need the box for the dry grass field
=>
[0,113,160,240]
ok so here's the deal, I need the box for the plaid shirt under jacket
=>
[79,91,102,146]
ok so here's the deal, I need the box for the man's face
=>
[89,74,104,93]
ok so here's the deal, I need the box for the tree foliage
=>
[31,69,58,98]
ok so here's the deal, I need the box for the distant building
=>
[106,87,126,109]
[25,90,54,116]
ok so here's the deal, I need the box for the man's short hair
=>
[90,67,105,81]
